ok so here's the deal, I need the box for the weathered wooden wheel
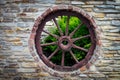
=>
[35,5,96,71]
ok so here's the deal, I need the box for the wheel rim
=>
[35,8,96,71]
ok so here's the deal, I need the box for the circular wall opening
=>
[29,5,100,76]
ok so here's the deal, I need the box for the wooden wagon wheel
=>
[35,5,96,71]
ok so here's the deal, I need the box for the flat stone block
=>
[93,13,105,18]
[112,20,120,26]
[23,8,38,12]
[17,22,34,28]
[94,8,120,13]
[106,14,120,18]
[106,1,120,5]
[36,77,62,80]
[104,53,114,58]
[95,77,107,80]
[2,17,14,22]
[82,5,94,8]
[17,68,36,73]
[108,29,120,33]
[104,33,120,37]
[84,8,93,12]
[5,30,14,34]
[7,38,21,42]
[71,1,85,5]
[10,46,24,51]
[0,0,6,4]
[115,6,120,10]
[3,68,17,73]
[95,5,114,9]
[18,18,35,22]
[104,46,120,50]
[98,67,113,72]
[104,36,120,41]
[21,62,37,68]
[96,21,111,26]
[86,1,104,4]
[0,23,17,27]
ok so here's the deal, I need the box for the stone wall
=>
[0,0,120,80]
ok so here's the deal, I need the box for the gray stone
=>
[0,0,6,4]
[0,41,5,45]
[115,0,120,3]
[114,68,120,71]
[112,20,120,26]
[39,77,62,80]
[79,74,88,77]
[93,8,120,13]
[2,17,14,22]
[18,18,35,22]
[0,62,6,68]
[106,1,120,5]
[22,78,40,80]
[35,0,55,4]
[88,73,105,78]
[95,5,114,9]
[0,26,12,30]
[104,46,120,50]
[17,22,34,28]
[94,77,107,80]
[106,14,120,18]
[104,33,120,37]
[118,50,120,55]
[4,7,20,13]
[100,26,119,30]
[81,78,93,80]
[82,5,94,8]
[10,46,24,51]
[2,13,16,18]
[71,1,85,5]
[113,56,120,60]
[17,68,36,72]
[101,40,110,43]
[112,43,120,46]
[0,23,17,27]
[96,21,111,26]
[104,57,120,60]
[15,33,30,38]
[86,1,104,4]
[18,3,51,8]
[108,29,120,32]
[110,65,120,68]
[13,77,23,80]
[115,6,120,10]
[98,67,113,72]
[3,68,17,73]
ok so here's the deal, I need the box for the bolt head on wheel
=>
[58,36,72,51]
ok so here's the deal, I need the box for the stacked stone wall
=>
[0,0,120,80]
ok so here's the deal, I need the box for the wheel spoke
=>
[41,41,57,46]
[65,15,70,36]
[43,30,59,39]
[72,34,90,42]
[69,22,83,37]
[69,50,79,63]
[48,47,59,60]
[72,44,88,52]
[53,18,63,36]
[61,51,65,66]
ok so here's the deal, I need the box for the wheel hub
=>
[58,36,72,51]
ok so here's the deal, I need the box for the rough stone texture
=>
[0,0,120,80]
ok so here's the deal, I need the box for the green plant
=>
[42,16,91,66]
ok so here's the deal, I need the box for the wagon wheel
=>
[35,8,96,71]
